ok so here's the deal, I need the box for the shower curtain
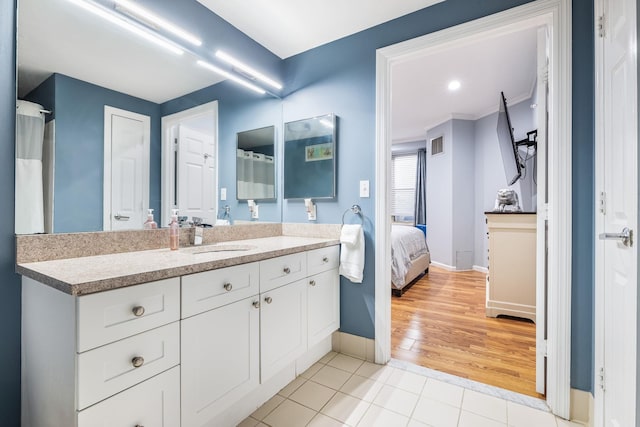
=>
[15,100,45,234]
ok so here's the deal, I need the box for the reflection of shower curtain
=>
[16,100,45,234]
[236,149,275,199]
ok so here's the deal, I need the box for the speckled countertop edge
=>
[17,235,340,296]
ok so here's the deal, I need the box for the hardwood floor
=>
[391,266,542,398]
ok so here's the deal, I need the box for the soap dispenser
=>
[143,209,157,229]
[169,209,179,250]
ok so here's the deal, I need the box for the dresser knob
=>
[252,301,260,309]
[224,283,233,292]
[131,356,145,368]
[322,256,329,263]
[264,296,273,304]
[283,267,291,274]
[309,280,316,286]
[132,306,145,317]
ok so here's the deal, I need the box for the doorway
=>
[375,0,572,418]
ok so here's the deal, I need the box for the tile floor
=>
[239,352,585,427]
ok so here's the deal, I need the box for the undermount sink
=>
[182,244,256,254]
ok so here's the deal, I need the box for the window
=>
[391,153,417,222]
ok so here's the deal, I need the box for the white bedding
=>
[391,225,429,287]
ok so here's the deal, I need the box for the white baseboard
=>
[332,331,375,362]
[472,265,489,274]
[570,388,594,426]
[429,261,456,271]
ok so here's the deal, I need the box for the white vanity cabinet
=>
[307,246,340,347]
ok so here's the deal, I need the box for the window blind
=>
[391,153,417,217]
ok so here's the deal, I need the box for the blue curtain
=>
[414,149,426,225]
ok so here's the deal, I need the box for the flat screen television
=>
[496,91,522,186]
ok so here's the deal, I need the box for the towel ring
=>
[341,204,363,225]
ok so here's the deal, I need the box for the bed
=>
[391,224,431,296]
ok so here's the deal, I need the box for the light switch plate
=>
[220,188,227,200]
[359,180,370,198]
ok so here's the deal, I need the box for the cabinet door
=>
[308,269,340,347]
[260,280,307,382]
[181,296,260,427]
[77,366,180,427]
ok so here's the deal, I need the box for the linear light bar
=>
[113,0,202,46]
[66,0,183,55]
[197,60,266,95]
[215,50,283,90]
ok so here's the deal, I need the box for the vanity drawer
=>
[76,321,180,410]
[76,277,180,352]
[307,245,340,276]
[182,261,260,318]
[77,366,180,427]
[259,252,307,293]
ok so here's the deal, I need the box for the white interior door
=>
[595,0,638,425]
[535,26,549,396]
[103,106,150,231]
[177,125,216,224]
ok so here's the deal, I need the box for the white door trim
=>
[161,101,219,226]
[103,106,150,231]
[374,0,572,417]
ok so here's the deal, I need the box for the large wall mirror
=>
[16,0,283,233]
[236,126,276,201]
[283,114,337,199]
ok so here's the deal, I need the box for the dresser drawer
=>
[77,366,180,427]
[77,278,180,352]
[307,245,340,276]
[76,322,180,410]
[259,252,307,293]
[182,262,260,318]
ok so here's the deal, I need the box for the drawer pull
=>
[131,356,145,368]
[322,256,329,263]
[223,283,233,292]
[252,301,260,309]
[131,306,145,317]
[264,296,273,304]
[283,267,291,274]
[309,280,316,286]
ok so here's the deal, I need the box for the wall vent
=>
[431,136,444,155]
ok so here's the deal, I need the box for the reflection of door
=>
[103,106,150,231]
[595,0,637,425]
[177,125,216,224]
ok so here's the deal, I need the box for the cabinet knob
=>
[131,356,145,368]
[252,301,260,309]
[309,280,316,286]
[322,256,329,263]
[132,306,145,317]
[283,267,291,274]
[264,296,273,304]
[223,283,233,292]
[135,425,144,427]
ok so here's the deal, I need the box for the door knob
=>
[599,227,633,247]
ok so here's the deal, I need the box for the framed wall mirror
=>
[236,125,276,201]
[283,114,337,199]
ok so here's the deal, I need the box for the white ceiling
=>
[17,0,537,141]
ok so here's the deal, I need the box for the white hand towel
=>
[339,224,365,283]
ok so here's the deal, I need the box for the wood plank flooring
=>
[391,266,542,398]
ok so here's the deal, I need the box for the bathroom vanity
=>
[17,227,340,427]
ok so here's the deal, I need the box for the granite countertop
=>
[17,235,340,296]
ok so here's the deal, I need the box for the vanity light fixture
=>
[66,0,183,55]
[197,60,266,95]
[215,50,283,90]
[448,80,461,91]
[113,0,202,46]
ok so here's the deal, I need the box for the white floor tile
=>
[372,384,419,417]
[462,389,508,423]
[407,420,431,427]
[339,375,384,402]
[302,362,326,379]
[412,396,461,427]
[357,404,410,427]
[251,394,285,420]
[279,375,307,397]
[321,392,371,426]
[237,416,260,427]
[355,362,395,383]
[311,365,353,390]
[458,410,508,427]
[422,378,464,408]
[327,354,365,373]
[385,369,427,394]
[507,401,557,427]
[263,399,317,427]
[289,380,337,411]
[320,351,339,364]
[308,413,348,427]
